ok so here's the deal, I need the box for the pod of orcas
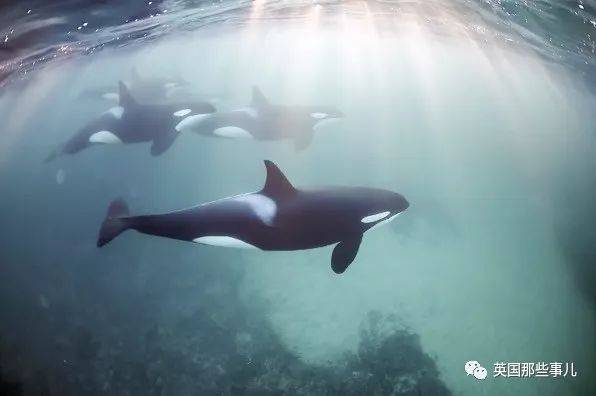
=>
[45,81,216,161]
[50,72,409,274]
[47,80,343,161]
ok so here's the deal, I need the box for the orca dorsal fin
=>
[119,81,137,108]
[251,86,269,107]
[262,160,295,199]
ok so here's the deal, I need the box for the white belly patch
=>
[175,114,211,132]
[213,126,253,139]
[193,236,258,249]
[89,130,122,144]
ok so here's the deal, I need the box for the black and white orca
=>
[97,160,409,274]
[45,81,216,161]
[78,67,192,104]
[189,87,343,150]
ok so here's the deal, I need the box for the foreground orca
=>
[97,160,409,274]
[45,81,216,162]
[188,87,343,150]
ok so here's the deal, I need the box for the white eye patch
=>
[173,109,192,117]
[361,211,391,223]
[310,112,328,119]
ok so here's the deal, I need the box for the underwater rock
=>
[0,364,23,396]
[74,327,100,361]
[334,311,451,396]
[0,254,451,395]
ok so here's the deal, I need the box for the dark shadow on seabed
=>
[0,346,24,396]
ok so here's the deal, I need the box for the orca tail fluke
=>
[97,198,130,247]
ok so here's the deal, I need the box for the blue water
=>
[0,1,595,395]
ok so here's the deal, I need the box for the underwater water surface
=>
[0,1,595,395]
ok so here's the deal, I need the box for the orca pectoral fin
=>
[294,131,314,151]
[331,235,363,274]
[150,132,178,156]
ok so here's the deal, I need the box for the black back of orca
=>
[97,161,409,274]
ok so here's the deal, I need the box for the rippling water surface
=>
[0,1,595,395]
[1,1,595,84]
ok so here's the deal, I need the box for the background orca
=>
[45,81,216,162]
[188,87,343,150]
[97,160,409,274]
[77,67,195,104]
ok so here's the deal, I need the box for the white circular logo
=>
[465,360,487,380]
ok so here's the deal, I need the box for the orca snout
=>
[394,193,409,213]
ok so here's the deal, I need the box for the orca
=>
[78,67,194,104]
[97,160,409,274]
[188,87,343,150]
[45,81,216,161]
